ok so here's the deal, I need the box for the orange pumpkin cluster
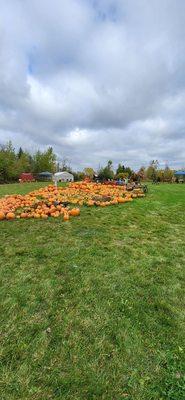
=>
[0,192,80,221]
[0,182,145,221]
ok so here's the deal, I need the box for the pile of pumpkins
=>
[0,182,145,221]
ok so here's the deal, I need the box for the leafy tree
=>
[98,160,114,181]
[163,165,173,182]
[0,143,57,182]
[116,163,124,175]
[84,167,95,179]
[32,147,56,173]
[17,147,24,159]
[116,163,133,177]
[0,141,17,182]
[146,160,159,181]
[116,172,129,180]
[107,160,113,169]
[16,151,32,175]
[73,171,85,181]
[157,166,174,182]
[137,166,146,180]
[124,166,133,176]
[59,157,72,172]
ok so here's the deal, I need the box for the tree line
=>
[0,141,178,183]
[0,142,56,183]
[83,160,175,183]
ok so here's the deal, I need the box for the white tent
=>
[53,171,74,182]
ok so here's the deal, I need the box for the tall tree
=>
[116,163,124,174]
[84,167,95,179]
[137,166,146,180]
[33,147,56,173]
[98,160,114,181]
[146,160,159,181]
[107,160,113,169]
[0,141,17,182]
[17,147,24,159]
[59,157,72,172]
[116,163,133,177]
[16,151,32,174]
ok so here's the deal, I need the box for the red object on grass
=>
[19,173,35,182]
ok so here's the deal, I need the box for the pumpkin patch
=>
[0,182,145,222]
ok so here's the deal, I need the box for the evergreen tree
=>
[32,147,56,173]
[98,160,114,181]
[17,147,24,159]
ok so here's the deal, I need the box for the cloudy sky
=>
[0,0,185,170]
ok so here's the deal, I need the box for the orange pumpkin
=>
[63,213,69,221]
[41,214,48,219]
[20,212,28,218]
[27,214,32,218]
[117,197,126,203]
[53,211,60,218]
[111,199,118,205]
[0,181,145,223]
[34,213,41,219]
[6,212,15,220]
[69,208,80,216]
[87,200,94,206]
[0,211,5,220]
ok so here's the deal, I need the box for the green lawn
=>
[0,183,185,400]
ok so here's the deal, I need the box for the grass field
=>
[0,183,185,400]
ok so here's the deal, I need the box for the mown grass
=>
[0,183,185,400]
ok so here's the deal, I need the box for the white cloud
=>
[0,0,185,170]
